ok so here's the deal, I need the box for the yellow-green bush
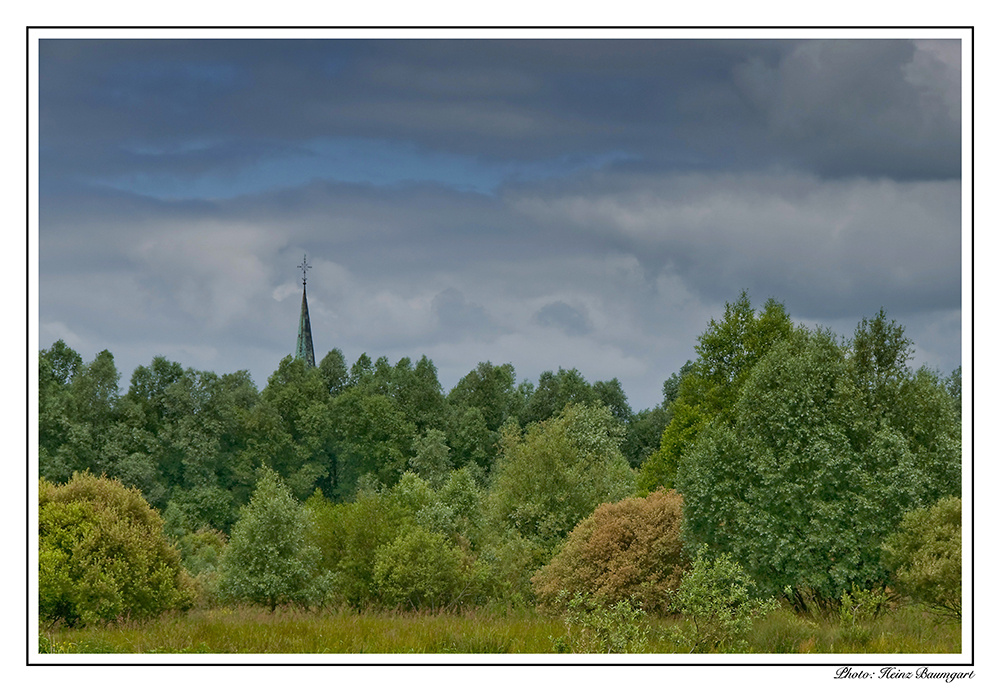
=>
[882,496,961,618]
[373,525,484,610]
[39,472,195,626]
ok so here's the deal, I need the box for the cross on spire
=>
[297,254,312,285]
[295,253,316,368]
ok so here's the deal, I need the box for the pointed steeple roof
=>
[296,255,316,368]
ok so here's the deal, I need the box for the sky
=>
[36,34,965,411]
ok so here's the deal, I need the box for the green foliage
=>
[386,471,437,516]
[837,584,891,646]
[445,361,521,471]
[533,489,687,615]
[850,307,913,411]
[478,530,552,608]
[304,468,487,609]
[167,485,237,534]
[637,401,706,492]
[251,356,336,500]
[671,547,777,653]
[945,366,961,419]
[432,466,487,546]
[676,324,960,610]
[70,349,121,429]
[38,340,83,470]
[592,378,634,424]
[174,527,228,608]
[638,293,792,490]
[882,496,962,618]
[38,472,195,626]
[888,367,962,501]
[176,527,227,576]
[219,468,330,610]
[488,403,636,552]
[408,428,453,489]
[38,347,123,486]
[551,592,650,653]
[661,360,694,407]
[304,488,409,607]
[350,354,448,435]
[520,367,600,426]
[318,348,348,396]
[621,403,671,469]
[373,525,483,610]
[329,388,416,496]
[688,292,794,416]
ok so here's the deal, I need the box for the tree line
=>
[39,337,665,532]
[38,292,962,629]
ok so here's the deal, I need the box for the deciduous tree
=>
[677,325,960,609]
[219,468,329,610]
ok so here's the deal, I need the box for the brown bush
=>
[532,489,687,614]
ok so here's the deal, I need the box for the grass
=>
[38,602,960,655]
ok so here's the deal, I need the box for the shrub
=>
[478,530,551,608]
[175,527,228,608]
[533,489,687,614]
[38,472,195,626]
[373,525,483,610]
[837,584,891,646]
[488,403,635,551]
[671,547,777,652]
[219,468,330,610]
[551,591,650,653]
[309,491,404,608]
[882,496,961,618]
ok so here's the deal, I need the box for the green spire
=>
[295,255,316,368]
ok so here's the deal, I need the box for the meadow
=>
[38,603,960,655]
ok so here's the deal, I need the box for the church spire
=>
[295,254,316,368]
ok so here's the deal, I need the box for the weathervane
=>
[297,254,312,286]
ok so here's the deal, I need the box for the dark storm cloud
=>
[729,40,961,179]
[40,39,960,186]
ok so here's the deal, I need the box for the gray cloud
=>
[40,39,960,185]
[533,301,592,337]
[508,170,961,320]
[37,36,965,410]
[432,288,506,342]
[730,40,961,179]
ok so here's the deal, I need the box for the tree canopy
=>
[676,325,960,609]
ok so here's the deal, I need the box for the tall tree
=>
[38,341,83,480]
[638,292,792,492]
[520,367,599,425]
[676,324,960,610]
[241,356,335,500]
[592,378,633,424]
[318,348,349,397]
[446,362,520,471]
[328,387,417,497]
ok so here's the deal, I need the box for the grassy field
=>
[38,603,960,655]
